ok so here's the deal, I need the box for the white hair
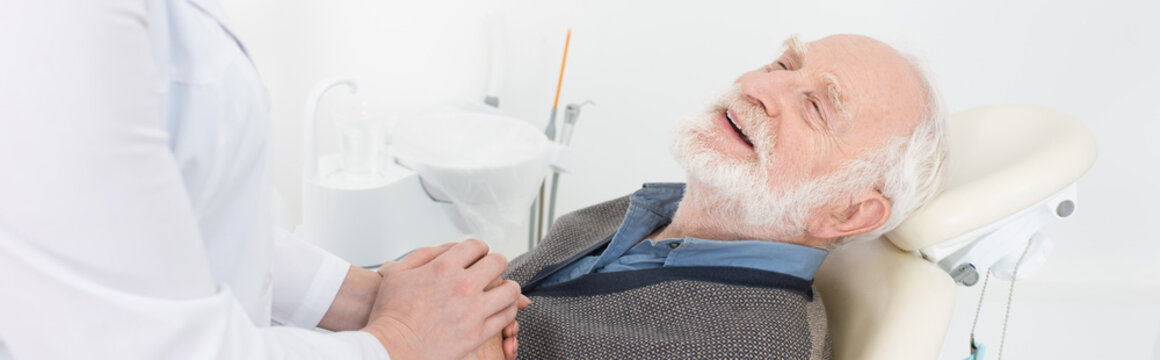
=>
[829,56,948,248]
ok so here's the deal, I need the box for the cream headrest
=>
[886,105,1098,251]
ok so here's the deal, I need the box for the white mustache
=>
[710,84,776,164]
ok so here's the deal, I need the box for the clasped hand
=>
[361,239,528,360]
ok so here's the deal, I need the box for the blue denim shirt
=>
[536,183,829,289]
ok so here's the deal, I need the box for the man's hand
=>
[361,239,522,360]
[485,278,532,360]
[461,333,505,360]
[461,297,529,360]
[500,295,532,359]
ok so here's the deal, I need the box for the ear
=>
[808,189,892,240]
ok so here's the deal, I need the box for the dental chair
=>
[813,104,1098,360]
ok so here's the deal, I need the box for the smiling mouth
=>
[726,111,754,148]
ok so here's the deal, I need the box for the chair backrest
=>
[814,104,1098,360]
[815,238,955,360]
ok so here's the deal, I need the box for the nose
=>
[737,70,803,119]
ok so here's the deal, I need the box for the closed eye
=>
[809,97,828,128]
[764,61,790,72]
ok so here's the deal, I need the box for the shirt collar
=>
[622,183,829,280]
[629,183,686,217]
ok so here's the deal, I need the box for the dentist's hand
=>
[362,239,522,360]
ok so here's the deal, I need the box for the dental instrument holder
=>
[558,101,594,146]
[920,184,1076,286]
[545,101,594,231]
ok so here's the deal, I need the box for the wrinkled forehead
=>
[786,35,926,138]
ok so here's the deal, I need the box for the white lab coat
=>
[0,0,388,358]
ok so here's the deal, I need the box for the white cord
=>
[997,239,1034,359]
[966,238,1034,360]
[968,271,991,350]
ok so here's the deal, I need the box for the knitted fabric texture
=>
[507,196,832,359]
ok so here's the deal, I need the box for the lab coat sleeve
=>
[0,1,387,358]
[270,228,353,328]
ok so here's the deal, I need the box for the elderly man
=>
[477,33,946,360]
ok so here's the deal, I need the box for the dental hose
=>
[545,101,592,231]
[547,173,561,231]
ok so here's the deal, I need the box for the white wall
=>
[221,0,1160,358]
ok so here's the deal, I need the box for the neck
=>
[649,182,829,249]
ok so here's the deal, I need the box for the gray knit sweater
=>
[506,195,832,359]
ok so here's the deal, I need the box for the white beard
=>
[669,85,878,240]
